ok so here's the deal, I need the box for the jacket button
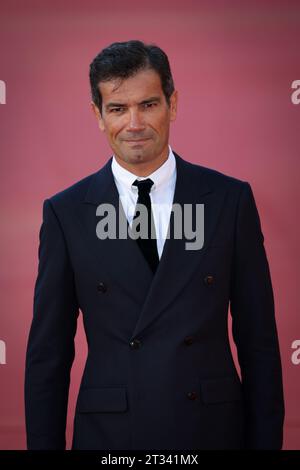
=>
[129,339,142,349]
[203,275,214,286]
[97,281,107,293]
[184,336,194,346]
[187,391,198,400]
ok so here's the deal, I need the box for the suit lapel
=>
[130,152,228,339]
[80,157,154,306]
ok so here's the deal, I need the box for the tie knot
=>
[132,178,154,195]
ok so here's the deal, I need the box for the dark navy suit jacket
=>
[25,152,284,449]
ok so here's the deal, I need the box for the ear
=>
[169,90,178,122]
[91,101,105,132]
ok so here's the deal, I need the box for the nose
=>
[127,109,145,132]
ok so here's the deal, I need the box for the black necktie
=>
[132,178,159,273]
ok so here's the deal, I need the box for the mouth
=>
[124,138,150,144]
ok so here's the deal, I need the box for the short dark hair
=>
[89,40,175,112]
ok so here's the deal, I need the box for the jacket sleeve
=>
[25,198,79,449]
[229,182,285,449]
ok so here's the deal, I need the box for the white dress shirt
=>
[111,145,177,259]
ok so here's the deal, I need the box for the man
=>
[25,40,284,450]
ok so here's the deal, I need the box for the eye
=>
[143,102,157,109]
[110,107,125,113]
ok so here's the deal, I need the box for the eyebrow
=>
[105,96,161,110]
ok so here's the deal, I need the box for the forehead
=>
[99,68,164,103]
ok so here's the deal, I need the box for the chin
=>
[126,151,148,163]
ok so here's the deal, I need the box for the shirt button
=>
[184,336,194,346]
[129,339,142,349]
[203,275,214,286]
[97,281,107,293]
[187,391,198,400]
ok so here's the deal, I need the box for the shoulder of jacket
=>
[45,169,99,208]
[184,159,249,194]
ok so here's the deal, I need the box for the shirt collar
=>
[111,145,176,193]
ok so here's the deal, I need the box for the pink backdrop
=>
[0,0,299,450]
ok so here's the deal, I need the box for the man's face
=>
[92,68,177,171]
